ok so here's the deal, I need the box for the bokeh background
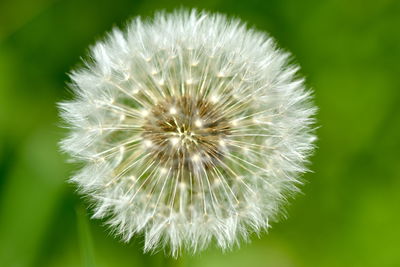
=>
[1,0,399,266]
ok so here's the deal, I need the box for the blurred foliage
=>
[0,0,399,266]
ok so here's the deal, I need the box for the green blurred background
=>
[1,0,399,266]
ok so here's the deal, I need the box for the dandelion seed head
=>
[59,9,316,257]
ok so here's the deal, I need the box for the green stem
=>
[76,205,96,267]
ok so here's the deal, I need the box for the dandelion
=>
[59,9,316,257]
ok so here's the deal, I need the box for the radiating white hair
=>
[59,9,316,257]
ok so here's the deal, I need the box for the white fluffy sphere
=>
[59,9,316,257]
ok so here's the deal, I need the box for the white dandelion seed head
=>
[59,9,316,257]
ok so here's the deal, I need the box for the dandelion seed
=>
[194,119,203,128]
[59,9,316,257]
[169,107,178,115]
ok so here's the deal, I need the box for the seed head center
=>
[142,95,231,171]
